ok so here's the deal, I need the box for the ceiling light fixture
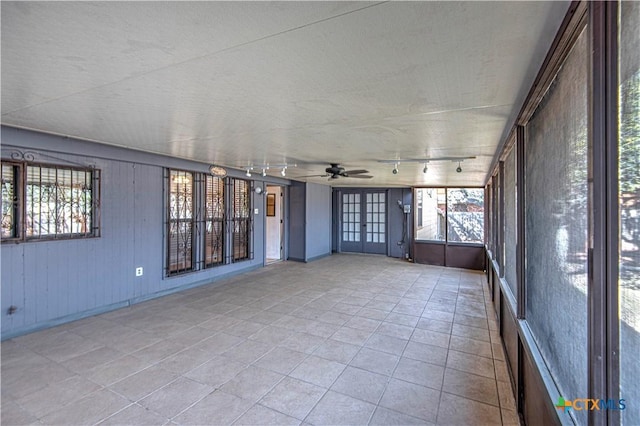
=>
[209,165,227,178]
[392,163,399,175]
[378,156,476,165]
[423,163,428,174]
[243,163,294,178]
[456,162,462,173]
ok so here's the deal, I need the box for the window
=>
[231,178,251,261]
[166,171,252,275]
[167,170,194,274]
[414,188,445,241]
[1,161,99,241]
[447,188,484,243]
[26,165,95,238]
[204,175,224,267]
[414,187,483,244]
[2,163,18,239]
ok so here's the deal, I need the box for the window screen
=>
[504,147,517,297]
[619,2,640,424]
[525,27,589,424]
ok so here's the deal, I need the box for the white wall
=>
[265,185,282,260]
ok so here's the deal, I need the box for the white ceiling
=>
[1,1,569,187]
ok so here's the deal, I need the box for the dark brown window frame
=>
[413,186,485,246]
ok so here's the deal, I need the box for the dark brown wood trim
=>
[516,125,525,320]
[517,1,588,126]
[589,2,620,425]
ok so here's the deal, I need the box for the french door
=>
[340,190,387,254]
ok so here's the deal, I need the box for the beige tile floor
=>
[1,254,519,426]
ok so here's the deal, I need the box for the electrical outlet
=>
[135,267,143,277]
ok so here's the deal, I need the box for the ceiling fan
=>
[300,163,373,180]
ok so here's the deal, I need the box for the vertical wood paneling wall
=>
[0,127,290,339]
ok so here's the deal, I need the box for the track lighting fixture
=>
[378,156,475,174]
[242,163,294,178]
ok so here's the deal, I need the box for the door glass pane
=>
[364,192,386,246]
[619,3,640,424]
[525,27,588,424]
[342,193,360,242]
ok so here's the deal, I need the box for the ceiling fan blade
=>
[298,174,329,178]
[343,169,369,175]
[347,174,373,179]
